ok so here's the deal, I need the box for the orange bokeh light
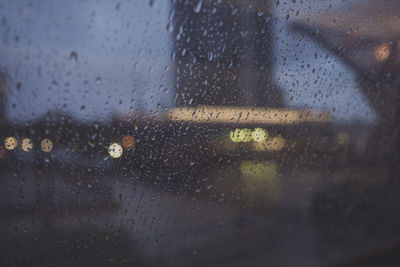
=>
[374,43,390,62]
[121,135,136,149]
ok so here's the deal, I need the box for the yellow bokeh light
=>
[230,128,252,142]
[168,106,331,124]
[239,128,252,142]
[4,137,17,150]
[268,136,286,151]
[21,138,33,152]
[253,136,286,152]
[251,128,268,143]
[108,143,123,158]
[374,43,390,62]
[41,138,53,152]
[229,129,241,143]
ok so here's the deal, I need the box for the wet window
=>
[1,0,400,266]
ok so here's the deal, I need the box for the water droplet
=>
[69,51,78,61]
[193,0,202,13]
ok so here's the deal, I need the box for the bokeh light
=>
[267,136,286,151]
[121,135,136,149]
[41,138,53,152]
[251,128,268,143]
[253,136,286,151]
[229,129,241,143]
[108,143,123,158]
[238,128,252,142]
[4,137,18,150]
[374,43,390,62]
[240,160,277,180]
[21,138,33,152]
[230,128,252,142]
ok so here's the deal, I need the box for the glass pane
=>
[1,0,399,266]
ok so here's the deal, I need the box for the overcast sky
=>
[0,0,379,124]
[0,0,172,123]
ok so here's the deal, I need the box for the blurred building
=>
[173,0,283,107]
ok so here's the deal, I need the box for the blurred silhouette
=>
[290,22,400,264]
[173,0,283,108]
[290,22,400,166]
[0,71,9,125]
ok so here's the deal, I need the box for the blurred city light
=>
[238,128,252,142]
[251,128,268,143]
[41,138,53,152]
[4,137,17,150]
[167,106,331,124]
[108,143,123,159]
[229,129,242,143]
[374,43,390,62]
[230,128,264,143]
[21,138,33,152]
[121,135,136,149]
[253,136,286,152]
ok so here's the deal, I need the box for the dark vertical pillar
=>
[0,71,8,124]
[172,0,282,108]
